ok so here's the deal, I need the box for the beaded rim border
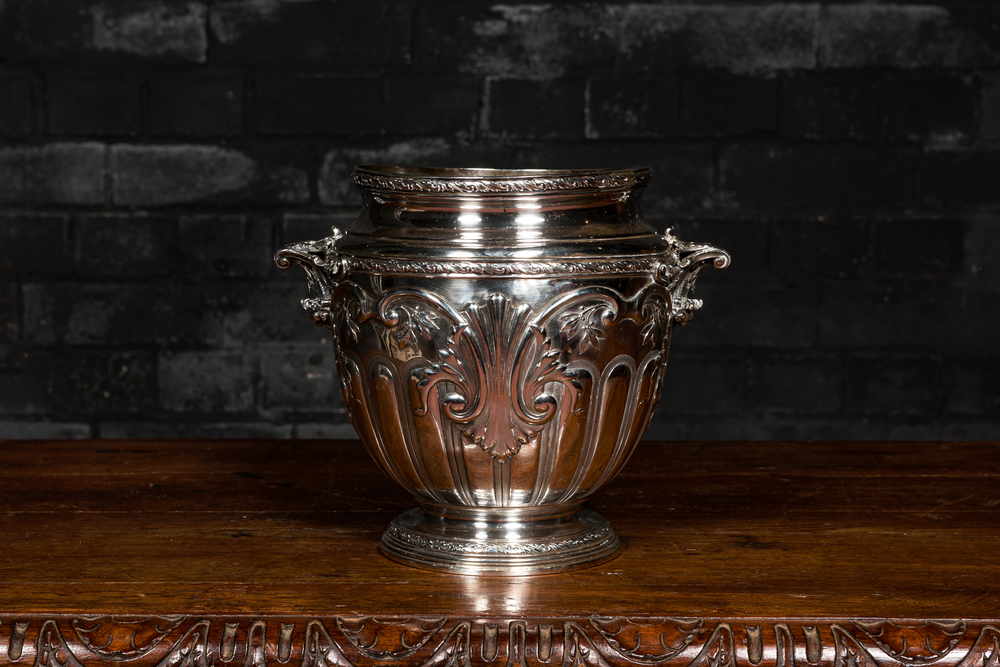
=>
[352,168,652,195]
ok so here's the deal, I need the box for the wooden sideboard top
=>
[1,438,997,618]
[1,439,999,667]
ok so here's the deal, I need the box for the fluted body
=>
[276,166,728,574]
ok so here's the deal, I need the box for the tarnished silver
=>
[275,166,729,575]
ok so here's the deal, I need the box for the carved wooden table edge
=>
[5,614,1000,667]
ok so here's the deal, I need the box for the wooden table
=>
[1,439,998,667]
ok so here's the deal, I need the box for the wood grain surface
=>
[0,439,998,667]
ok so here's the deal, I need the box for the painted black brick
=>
[922,150,1000,209]
[100,421,292,439]
[75,214,173,276]
[4,0,208,63]
[818,282,957,350]
[769,219,867,281]
[642,143,717,213]
[673,219,768,287]
[150,282,330,347]
[644,415,773,442]
[620,5,818,73]
[844,355,943,416]
[946,357,1000,415]
[294,420,356,439]
[254,73,382,135]
[111,144,252,206]
[211,1,411,67]
[487,79,584,140]
[0,143,105,205]
[177,215,273,278]
[158,350,254,413]
[0,421,91,438]
[0,0,997,440]
[149,74,243,137]
[984,74,1000,141]
[747,354,842,414]
[0,351,51,415]
[585,78,678,139]
[22,283,158,347]
[110,144,309,207]
[779,72,981,143]
[0,284,18,344]
[245,285,332,346]
[967,215,1000,293]
[0,214,72,275]
[260,343,339,413]
[673,286,818,350]
[820,5,999,69]
[0,72,36,137]
[881,75,979,141]
[657,352,745,415]
[384,77,480,136]
[49,350,158,417]
[780,75,880,140]
[720,143,917,212]
[870,220,964,278]
[960,293,1000,356]
[511,141,714,213]
[680,76,776,137]
[46,74,142,136]
[415,3,619,76]
[246,146,312,207]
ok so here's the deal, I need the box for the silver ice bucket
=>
[276,166,729,575]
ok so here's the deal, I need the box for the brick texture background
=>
[0,0,997,440]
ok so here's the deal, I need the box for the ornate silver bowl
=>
[276,166,728,575]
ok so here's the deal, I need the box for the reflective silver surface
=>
[275,166,729,575]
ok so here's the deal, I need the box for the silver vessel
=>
[276,166,729,575]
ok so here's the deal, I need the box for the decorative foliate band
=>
[352,169,652,195]
[341,256,664,276]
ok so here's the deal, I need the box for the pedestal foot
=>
[380,506,621,576]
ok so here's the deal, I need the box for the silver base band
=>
[380,506,621,576]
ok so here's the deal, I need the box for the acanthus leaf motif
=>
[36,620,86,667]
[416,295,580,462]
[688,624,736,667]
[391,305,440,350]
[334,617,447,660]
[334,299,361,343]
[590,617,704,665]
[852,621,967,665]
[983,633,1000,667]
[640,298,670,349]
[71,616,186,661]
[302,621,354,667]
[832,625,880,667]
[560,304,612,352]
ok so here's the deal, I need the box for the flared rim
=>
[352,165,652,195]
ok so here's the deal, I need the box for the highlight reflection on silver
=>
[275,165,729,575]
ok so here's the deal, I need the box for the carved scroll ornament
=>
[7,616,997,667]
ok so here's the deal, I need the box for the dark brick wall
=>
[0,0,998,440]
